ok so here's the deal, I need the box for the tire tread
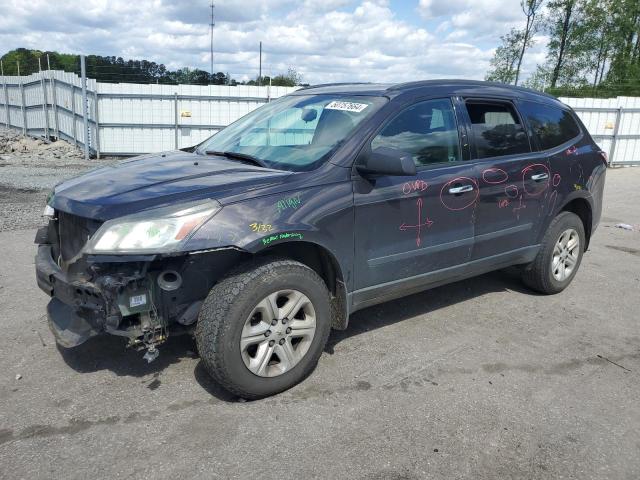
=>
[195,257,330,399]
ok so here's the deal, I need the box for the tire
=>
[196,257,331,399]
[522,211,586,294]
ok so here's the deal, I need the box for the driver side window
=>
[371,98,461,166]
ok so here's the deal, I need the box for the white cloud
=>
[0,0,544,84]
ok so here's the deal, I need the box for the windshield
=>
[196,94,387,171]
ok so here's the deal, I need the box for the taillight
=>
[599,151,608,166]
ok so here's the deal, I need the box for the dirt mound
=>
[0,128,83,159]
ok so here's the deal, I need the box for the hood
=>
[52,151,292,220]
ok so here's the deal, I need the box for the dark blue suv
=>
[35,80,607,398]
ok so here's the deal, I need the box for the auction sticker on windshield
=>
[325,101,368,113]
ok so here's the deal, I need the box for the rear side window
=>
[519,101,581,150]
[371,98,460,166]
[465,101,530,159]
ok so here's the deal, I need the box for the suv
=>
[35,80,607,399]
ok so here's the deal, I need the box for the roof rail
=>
[386,79,557,100]
[297,82,373,91]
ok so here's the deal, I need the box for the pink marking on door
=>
[482,167,508,184]
[504,185,519,199]
[522,163,550,197]
[399,197,434,247]
[402,180,429,195]
[512,194,526,220]
[439,177,479,211]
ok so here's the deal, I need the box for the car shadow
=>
[324,268,538,354]
[57,268,537,401]
[58,332,197,377]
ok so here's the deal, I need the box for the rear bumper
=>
[36,244,106,347]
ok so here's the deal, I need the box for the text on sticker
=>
[130,294,147,308]
[325,101,368,113]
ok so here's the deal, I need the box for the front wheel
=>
[522,211,585,294]
[196,258,331,399]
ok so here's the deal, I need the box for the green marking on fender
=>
[262,232,304,245]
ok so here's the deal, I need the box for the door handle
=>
[448,185,474,194]
[531,173,549,181]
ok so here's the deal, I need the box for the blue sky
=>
[0,0,547,84]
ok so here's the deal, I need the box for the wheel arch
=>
[560,197,593,250]
[256,240,349,330]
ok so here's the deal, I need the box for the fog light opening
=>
[157,270,182,291]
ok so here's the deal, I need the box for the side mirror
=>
[356,146,417,177]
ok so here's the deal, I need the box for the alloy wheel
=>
[551,228,580,282]
[240,289,316,377]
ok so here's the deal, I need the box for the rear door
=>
[461,98,551,260]
[353,97,477,295]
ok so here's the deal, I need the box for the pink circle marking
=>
[522,163,550,197]
[504,185,519,198]
[482,167,508,184]
[440,177,479,211]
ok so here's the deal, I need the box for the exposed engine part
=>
[157,270,182,291]
[177,301,203,325]
[143,345,159,363]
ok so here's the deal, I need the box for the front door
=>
[353,98,477,302]
[460,98,551,260]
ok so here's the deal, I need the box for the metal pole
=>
[48,54,59,139]
[1,60,9,128]
[210,3,215,78]
[93,90,100,159]
[80,55,90,160]
[38,57,50,139]
[70,83,77,146]
[609,107,622,166]
[174,92,179,149]
[18,61,27,136]
[258,41,262,86]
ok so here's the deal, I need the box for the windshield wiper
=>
[205,150,269,168]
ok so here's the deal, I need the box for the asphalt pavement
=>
[0,168,639,480]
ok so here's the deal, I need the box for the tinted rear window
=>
[519,101,581,150]
[465,101,530,159]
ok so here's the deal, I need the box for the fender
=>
[184,180,356,328]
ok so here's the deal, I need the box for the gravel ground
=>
[0,151,639,479]
[0,129,116,231]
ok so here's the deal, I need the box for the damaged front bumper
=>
[34,223,245,353]
[37,245,105,347]
[36,242,162,348]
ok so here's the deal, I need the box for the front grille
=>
[57,211,102,262]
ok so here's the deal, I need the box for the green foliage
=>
[486,29,529,84]
[488,0,640,97]
[0,48,302,87]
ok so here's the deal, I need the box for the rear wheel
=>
[196,258,331,399]
[522,211,585,294]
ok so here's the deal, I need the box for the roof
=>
[293,79,559,104]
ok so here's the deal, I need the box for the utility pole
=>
[80,55,90,160]
[210,3,215,80]
[259,41,262,86]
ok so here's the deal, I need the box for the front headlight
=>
[84,200,220,254]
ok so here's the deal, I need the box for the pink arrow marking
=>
[399,197,434,247]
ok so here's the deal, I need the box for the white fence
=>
[0,70,297,157]
[560,96,640,166]
[0,70,638,164]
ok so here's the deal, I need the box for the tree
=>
[604,0,640,88]
[486,28,529,84]
[270,67,303,87]
[548,0,577,87]
[514,0,545,85]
